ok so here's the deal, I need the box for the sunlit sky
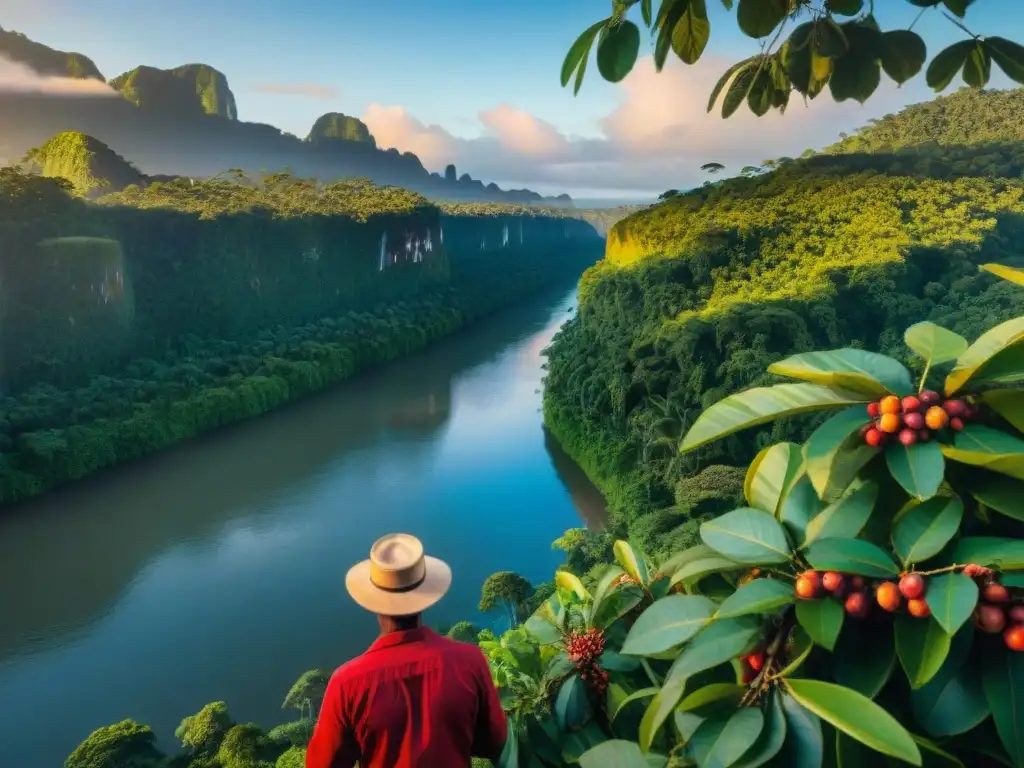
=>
[4,0,1022,198]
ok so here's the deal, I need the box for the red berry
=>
[985,583,1011,604]
[877,582,902,612]
[864,428,884,447]
[748,651,765,672]
[920,390,941,405]
[867,402,880,418]
[822,572,845,593]
[907,598,931,618]
[904,412,925,430]
[950,417,965,431]
[899,574,926,600]
[845,592,870,618]
[902,395,922,413]
[1009,605,1024,624]
[795,571,822,599]
[943,399,967,417]
[899,429,918,446]
[977,604,1007,633]
[1005,625,1024,651]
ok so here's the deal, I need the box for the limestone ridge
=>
[24,131,145,198]
[307,113,376,146]
[109,64,238,119]
[0,26,104,80]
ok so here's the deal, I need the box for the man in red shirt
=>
[307,533,508,768]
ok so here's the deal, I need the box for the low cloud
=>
[0,54,118,97]
[252,82,339,100]
[362,54,921,196]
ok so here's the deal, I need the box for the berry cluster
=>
[861,392,979,448]
[565,627,609,694]
[964,565,1024,650]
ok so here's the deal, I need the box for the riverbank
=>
[0,241,602,506]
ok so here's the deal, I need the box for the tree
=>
[64,719,165,768]
[216,723,271,768]
[281,669,330,720]
[175,701,233,754]
[700,161,725,174]
[479,570,533,628]
[657,189,680,200]
[447,620,483,643]
[560,1,1024,118]
[275,746,306,768]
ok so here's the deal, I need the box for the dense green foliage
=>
[306,113,377,146]
[109,64,238,120]
[0,25,103,79]
[24,132,144,197]
[542,88,1024,559]
[563,0,1024,119]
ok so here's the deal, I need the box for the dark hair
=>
[381,614,421,631]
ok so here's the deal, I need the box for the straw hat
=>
[345,533,452,616]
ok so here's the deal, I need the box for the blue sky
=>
[5,0,1023,199]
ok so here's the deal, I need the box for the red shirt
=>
[306,627,508,768]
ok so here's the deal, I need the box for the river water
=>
[0,282,605,768]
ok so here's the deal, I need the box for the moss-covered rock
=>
[0,26,103,79]
[25,131,144,197]
[306,113,376,146]
[109,64,237,119]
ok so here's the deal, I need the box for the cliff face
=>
[25,131,145,198]
[109,64,237,119]
[0,26,104,80]
[307,113,375,146]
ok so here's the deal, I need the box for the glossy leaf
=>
[601,650,641,673]
[737,0,789,38]
[803,480,877,546]
[829,23,882,104]
[952,536,1024,569]
[896,615,952,690]
[780,476,823,547]
[678,682,745,714]
[621,594,717,656]
[700,507,793,564]
[776,626,815,679]
[987,37,1024,84]
[981,262,1024,287]
[733,688,787,768]
[579,739,650,768]
[746,442,803,516]
[805,538,900,578]
[834,619,895,699]
[715,577,794,619]
[671,550,744,589]
[881,30,927,84]
[555,570,591,601]
[767,348,914,398]
[962,42,991,88]
[795,597,844,651]
[690,708,764,767]
[555,675,591,730]
[972,474,1024,522]
[926,40,974,91]
[596,21,641,83]
[911,626,989,738]
[784,678,921,764]
[680,383,868,453]
[941,425,1024,481]
[707,58,753,112]
[611,686,658,722]
[561,20,607,87]
[945,316,1024,394]
[614,540,650,586]
[670,0,710,65]
[905,321,968,367]
[803,407,876,503]
[924,573,978,635]
[826,0,863,14]
[981,646,1024,767]
[891,494,964,566]
[777,692,824,768]
[886,440,945,501]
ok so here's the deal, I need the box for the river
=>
[0,282,606,768]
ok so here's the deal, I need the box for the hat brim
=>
[345,555,452,616]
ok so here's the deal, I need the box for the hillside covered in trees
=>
[543,86,1024,559]
[0,26,570,206]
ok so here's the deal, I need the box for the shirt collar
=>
[366,626,436,653]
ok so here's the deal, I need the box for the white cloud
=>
[0,54,117,97]
[361,54,922,196]
[252,82,339,100]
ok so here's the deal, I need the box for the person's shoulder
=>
[329,655,368,686]
[433,633,488,663]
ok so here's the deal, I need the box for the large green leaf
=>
[700,507,793,564]
[802,407,877,503]
[880,29,927,84]
[678,682,745,715]
[803,480,877,546]
[981,388,1024,432]
[737,0,789,38]
[561,20,607,87]
[981,647,1024,768]
[777,692,823,768]
[690,709,765,767]
[579,739,650,768]
[911,627,989,738]
[972,474,1024,522]
[746,442,803,516]
[556,570,591,601]
[658,544,718,578]
[733,688,787,768]
[640,617,762,750]
[952,536,1024,570]
[891,495,964,566]
[886,441,945,501]
[670,0,710,65]
[981,262,1024,288]
[941,425,1024,481]
[896,615,952,690]
[620,594,717,656]
[611,686,658,721]
[804,538,900,578]
[555,674,592,730]
[670,550,744,589]
[780,476,823,547]
[784,679,921,764]
[795,597,844,651]
[596,20,641,83]
[986,37,1024,84]
[924,573,979,636]
[614,540,651,585]
[829,23,882,104]
[905,322,969,367]
[946,316,1024,394]
[834,620,895,699]
[767,349,914,398]
[926,40,974,91]
[680,383,869,453]
[715,578,794,619]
